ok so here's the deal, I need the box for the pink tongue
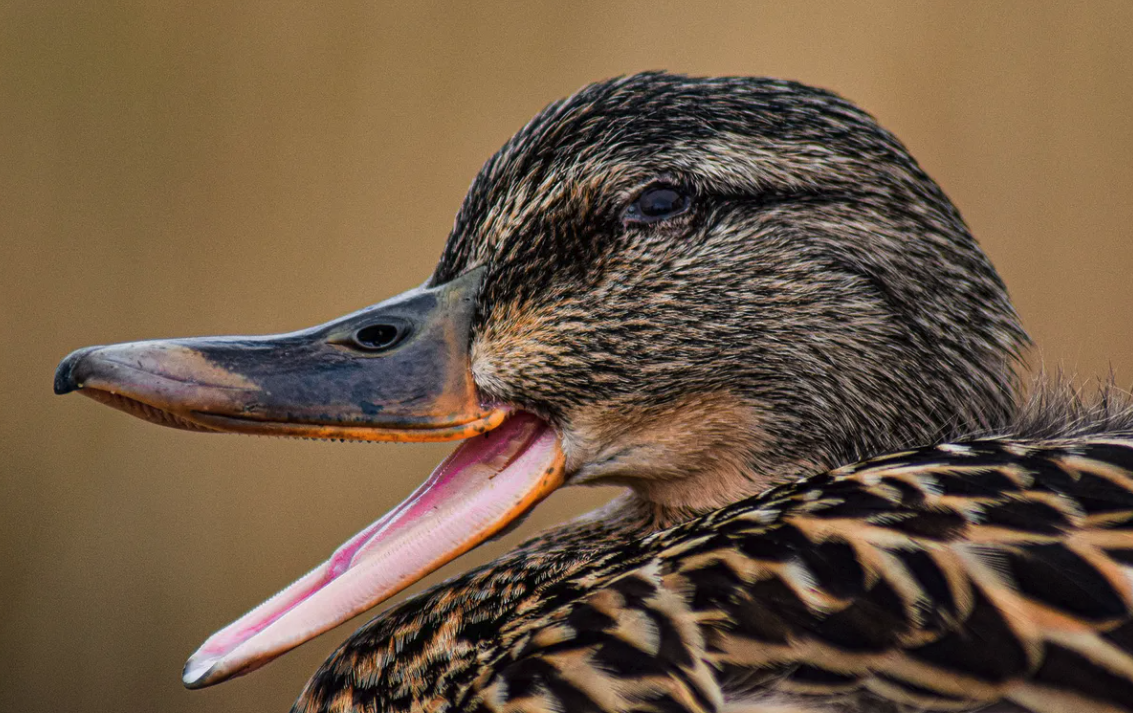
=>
[182,413,562,689]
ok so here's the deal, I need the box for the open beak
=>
[53,267,566,688]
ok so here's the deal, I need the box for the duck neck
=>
[568,467,812,536]
[625,461,814,529]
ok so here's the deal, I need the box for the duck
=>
[53,72,1133,713]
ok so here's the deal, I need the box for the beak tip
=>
[54,346,98,395]
[182,655,219,689]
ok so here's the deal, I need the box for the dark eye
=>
[624,185,691,224]
[351,322,408,352]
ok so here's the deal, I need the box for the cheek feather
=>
[561,391,818,524]
[470,299,575,408]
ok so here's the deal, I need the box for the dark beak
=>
[54,268,508,441]
[54,265,566,687]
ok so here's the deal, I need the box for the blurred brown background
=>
[3,2,1131,711]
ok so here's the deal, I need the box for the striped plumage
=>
[297,433,1133,713]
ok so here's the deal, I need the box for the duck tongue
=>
[182,412,564,688]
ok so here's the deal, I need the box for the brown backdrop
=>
[3,2,1132,712]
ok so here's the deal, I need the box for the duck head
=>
[53,73,1029,688]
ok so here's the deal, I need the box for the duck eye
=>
[351,323,407,352]
[624,186,690,224]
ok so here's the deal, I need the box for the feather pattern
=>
[294,436,1133,713]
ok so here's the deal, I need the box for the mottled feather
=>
[294,434,1133,713]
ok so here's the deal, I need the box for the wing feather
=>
[470,439,1133,713]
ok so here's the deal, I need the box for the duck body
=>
[53,73,1133,713]
[297,433,1133,713]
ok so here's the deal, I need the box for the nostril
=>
[352,323,406,352]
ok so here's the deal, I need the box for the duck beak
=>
[53,266,566,688]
